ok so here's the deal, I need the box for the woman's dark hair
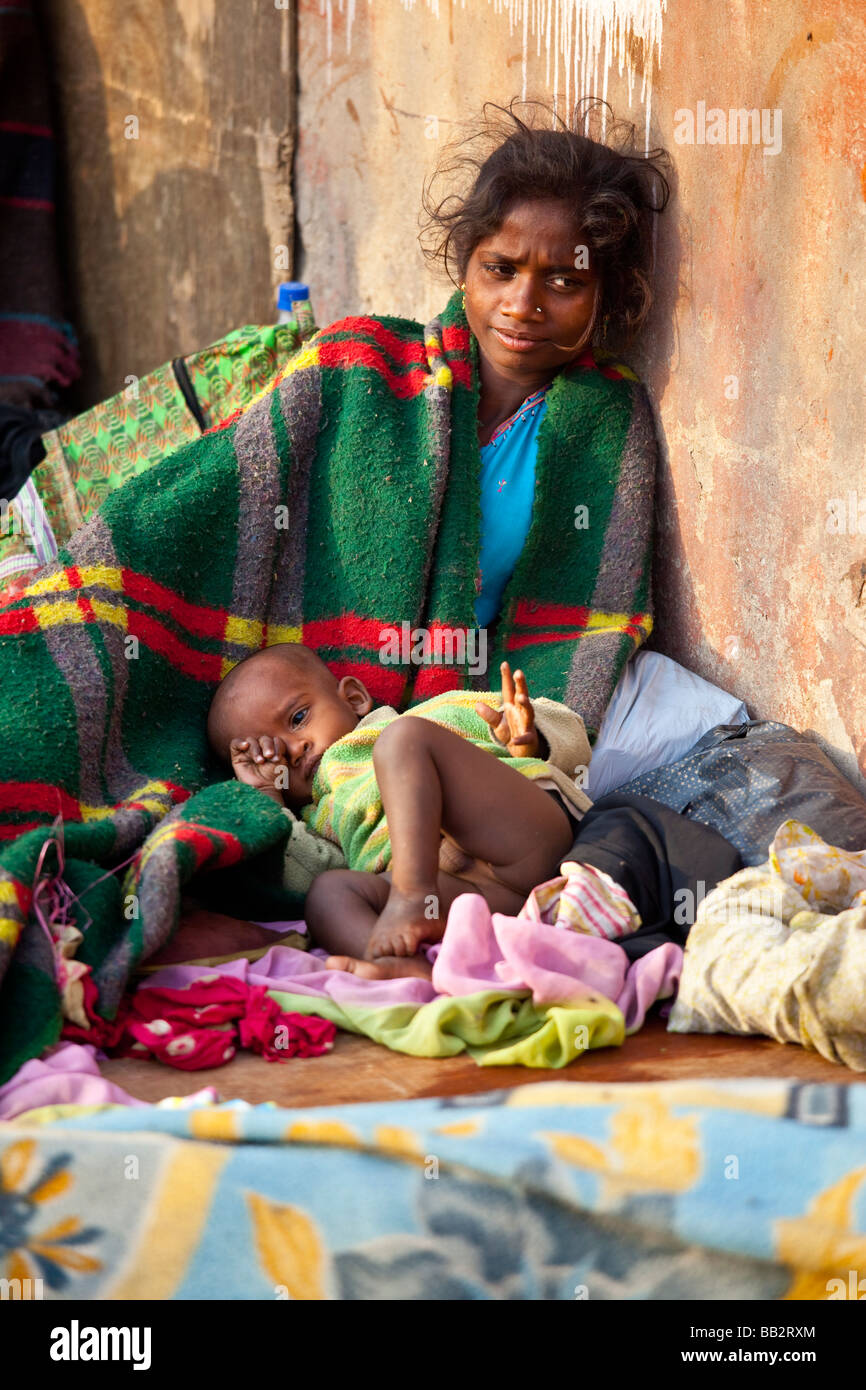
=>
[420,98,672,348]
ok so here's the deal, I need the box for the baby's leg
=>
[307,866,503,979]
[367,716,573,959]
[304,868,391,959]
[310,865,432,979]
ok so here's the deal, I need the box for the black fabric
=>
[544,787,582,839]
[613,720,866,867]
[564,791,743,961]
[0,402,65,499]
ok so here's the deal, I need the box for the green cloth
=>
[267,987,625,1067]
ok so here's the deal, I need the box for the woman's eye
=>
[483,262,513,276]
[550,276,587,290]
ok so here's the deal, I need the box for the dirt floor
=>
[100,1009,866,1108]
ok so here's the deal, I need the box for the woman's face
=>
[463,197,600,380]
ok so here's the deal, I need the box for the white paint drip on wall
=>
[318,0,666,149]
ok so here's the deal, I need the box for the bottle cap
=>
[277,282,309,310]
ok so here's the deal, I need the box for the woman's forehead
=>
[473,200,587,264]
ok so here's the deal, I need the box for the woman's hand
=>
[475,661,540,758]
[230,735,290,803]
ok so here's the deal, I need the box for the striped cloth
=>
[522,860,642,940]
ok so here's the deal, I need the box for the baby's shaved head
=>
[207,643,336,760]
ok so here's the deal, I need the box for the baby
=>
[207,643,590,979]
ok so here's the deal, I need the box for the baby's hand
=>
[230,736,290,800]
[475,661,540,759]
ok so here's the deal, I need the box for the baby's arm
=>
[229,735,289,806]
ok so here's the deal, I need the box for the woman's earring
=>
[461,281,466,312]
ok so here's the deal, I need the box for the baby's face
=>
[223,661,364,806]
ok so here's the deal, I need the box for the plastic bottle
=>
[277,282,316,340]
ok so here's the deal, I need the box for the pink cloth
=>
[431,894,682,1033]
[63,973,337,1072]
[0,1041,148,1120]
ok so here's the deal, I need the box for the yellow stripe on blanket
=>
[104,1141,231,1300]
[0,916,22,947]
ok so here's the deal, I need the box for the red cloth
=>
[62,971,335,1071]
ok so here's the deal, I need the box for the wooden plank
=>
[99,1012,866,1109]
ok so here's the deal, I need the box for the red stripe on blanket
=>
[317,317,429,366]
[0,782,81,819]
[121,570,227,640]
[127,611,224,682]
[506,629,592,650]
[441,326,472,354]
[409,667,462,699]
[622,612,650,638]
[0,605,39,635]
[203,404,246,436]
[0,823,45,841]
[173,823,245,870]
[303,614,392,652]
[317,341,433,398]
[512,600,590,629]
[322,659,407,705]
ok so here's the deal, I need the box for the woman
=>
[0,101,672,1067]
[415,102,671,737]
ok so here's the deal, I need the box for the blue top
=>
[473,386,551,628]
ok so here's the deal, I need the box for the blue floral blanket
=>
[2,1077,864,1301]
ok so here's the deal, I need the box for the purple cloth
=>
[144,943,439,1008]
[250,918,308,934]
[0,1042,148,1120]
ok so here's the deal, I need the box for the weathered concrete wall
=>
[39,0,295,405]
[296,0,866,790]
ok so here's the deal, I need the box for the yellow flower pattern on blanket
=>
[542,1094,701,1200]
[770,818,866,912]
[0,1138,103,1292]
[776,1168,866,1301]
[668,819,866,1070]
[247,1192,328,1301]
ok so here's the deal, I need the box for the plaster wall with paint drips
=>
[297,0,866,791]
[319,0,666,141]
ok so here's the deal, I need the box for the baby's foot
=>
[324,954,433,980]
[365,888,442,960]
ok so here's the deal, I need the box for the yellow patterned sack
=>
[0,322,302,592]
[668,819,866,1069]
